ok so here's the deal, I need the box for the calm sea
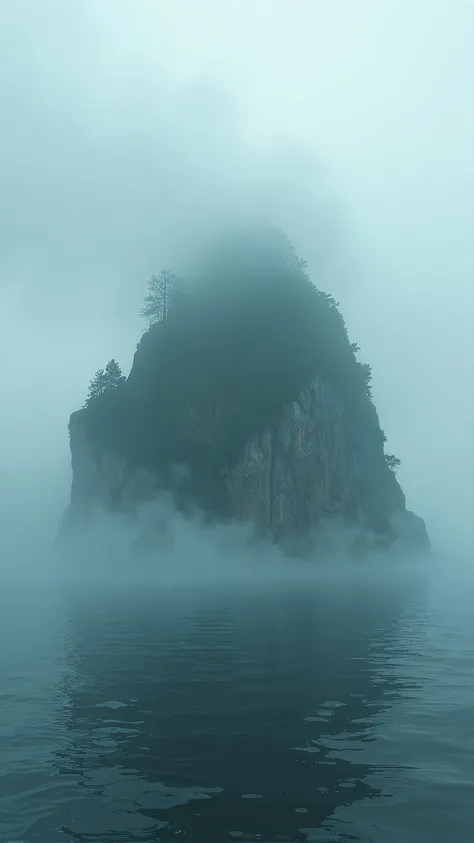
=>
[1,556,473,842]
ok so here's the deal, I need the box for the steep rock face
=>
[65,375,429,552]
[68,412,157,518]
[226,376,425,548]
[227,377,356,531]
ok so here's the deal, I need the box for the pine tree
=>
[85,368,108,406]
[85,360,123,407]
[104,358,123,388]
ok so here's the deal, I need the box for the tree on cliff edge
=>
[85,359,123,406]
[104,358,123,388]
[385,453,401,472]
[140,270,177,324]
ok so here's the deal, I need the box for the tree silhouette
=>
[385,453,401,472]
[140,270,177,324]
[358,362,373,399]
[85,369,108,406]
[85,359,123,406]
[104,358,123,388]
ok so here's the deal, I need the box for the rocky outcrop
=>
[68,413,158,517]
[227,377,356,532]
[62,227,430,554]
[226,376,428,549]
[64,374,429,553]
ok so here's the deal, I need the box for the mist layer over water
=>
[1,554,473,842]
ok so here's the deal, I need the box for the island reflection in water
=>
[4,562,470,842]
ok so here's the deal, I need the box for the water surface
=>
[1,560,473,842]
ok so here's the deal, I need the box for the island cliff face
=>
[65,228,429,553]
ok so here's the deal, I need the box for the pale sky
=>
[0,0,473,550]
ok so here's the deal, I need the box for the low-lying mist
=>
[1,486,436,593]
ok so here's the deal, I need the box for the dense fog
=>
[0,0,473,564]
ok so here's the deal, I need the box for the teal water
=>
[1,560,473,842]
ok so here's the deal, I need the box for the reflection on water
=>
[1,565,473,842]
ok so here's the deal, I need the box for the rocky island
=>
[64,226,429,555]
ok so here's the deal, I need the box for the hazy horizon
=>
[1,0,473,557]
